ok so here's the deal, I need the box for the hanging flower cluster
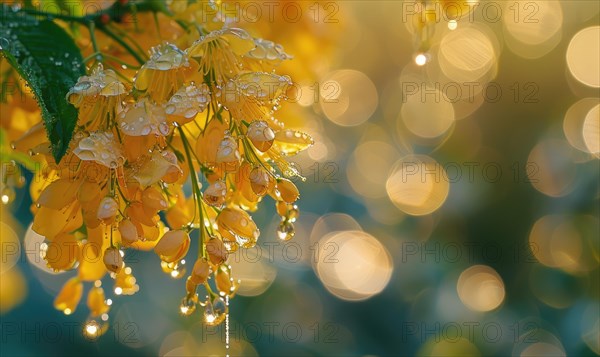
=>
[16,25,313,338]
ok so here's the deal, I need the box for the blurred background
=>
[1,0,599,356]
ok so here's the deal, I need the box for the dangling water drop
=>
[204,297,227,326]
[82,317,108,340]
[179,294,198,316]
[277,221,295,241]
[161,260,187,279]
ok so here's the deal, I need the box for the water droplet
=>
[82,318,107,340]
[203,297,227,326]
[0,37,9,51]
[161,260,186,279]
[277,221,295,241]
[179,295,197,316]
[165,104,176,114]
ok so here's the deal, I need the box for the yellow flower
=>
[67,64,127,129]
[189,258,210,285]
[216,207,259,248]
[247,120,275,152]
[187,28,255,82]
[165,83,211,125]
[73,131,125,168]
[245,38,292,70]
[54,277,83,315]
[166,187,197,229]
[118,219,140,246]
[215,266,238,297]
[154,229,191,263]
[271,129,314,156]
[142,186,169,211]
[135,43,196,103]
[32,201,82,240]
[44,233,82,271]
[96,196,119,222]
[78,225,111,282]
[216,134,241,165]
[249,166,273,197]
[103,247,124,273]
[87,286,110,317]
[204,180,227,207]
[130,149,183,187]
[114,266,139,296]
[195,116,229,166]
[119,98,170,137]
[206,237,228,265]
[219,72,291,125]
[276,178,300,203]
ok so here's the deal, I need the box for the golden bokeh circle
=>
[457,265,505,312]
[316,231,393,301]
[386,155,450,216]
[320,69,378,126]
[567,26,600,88]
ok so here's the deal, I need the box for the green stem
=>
[178,126,207,259]
[88,22,100,55]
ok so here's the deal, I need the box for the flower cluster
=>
[17,26,312,337]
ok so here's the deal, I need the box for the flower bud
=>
[97,196,118,221]
[276,178,299,203]
[249,167,272,196]
[154,230,191,263]
[204,181,227,207]
[206,238,228,265]
[142,186,168,211]
[216,207,259,247]
[103,247,123,273]
[275,200,288,217]
[215,268,236,296]
[190,258,210,285]
[247,120,275,152]
[216,135,240,164]
[118,219,139,245]
[185,276,197,295]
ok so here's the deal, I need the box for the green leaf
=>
[0,5,84,163]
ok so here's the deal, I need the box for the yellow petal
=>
[45,233,81,271]
[189,258,210,285]
[78,226,109,281]
[154,229,190,263]
[206,238,228,265]
[272,130,314,156]
[87,286,110,317]
[277,178,300,203]
[54,277,83,314]
[196,117,228,166]
[32,201,81,240]
[37,179,81,210]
